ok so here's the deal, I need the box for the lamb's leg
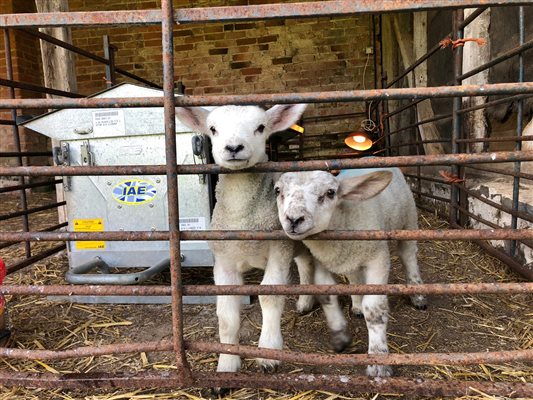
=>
[214,261,243,373]
[363,252,393,377]
[256,243,290,372]
[397,240,427,309]
[346,270,364,318]
[315,261,352,352]
[294,248,315,313]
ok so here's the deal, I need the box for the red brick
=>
[240,67,262,76]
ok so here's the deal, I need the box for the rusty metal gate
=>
[0,1,533,397]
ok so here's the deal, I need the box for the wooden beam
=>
[462,8,490,153]
[35,0,78,224]
[393,14,445,155]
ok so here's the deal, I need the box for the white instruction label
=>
[92,109,126,137]
[179,217,206,231]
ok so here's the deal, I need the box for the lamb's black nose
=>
[225,144,244,154]
[286,215,305,229]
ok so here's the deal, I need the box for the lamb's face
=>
[206,106,269,170]
[275,170,393,240]
[275,171,341,240]
[175,104,307,170]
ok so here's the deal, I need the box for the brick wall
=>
[68,0,375,158]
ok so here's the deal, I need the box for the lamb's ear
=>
[266,104,307,134]
[175,107,210,134]
[338,171,393,201]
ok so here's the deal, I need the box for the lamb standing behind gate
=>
[175,104,313,375]
[274,168,427,376]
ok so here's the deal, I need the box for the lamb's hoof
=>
[296,295,315,314]
[367,364,393,377]
[353,311,365,319]
[410,294,428,310]
[211,387,231,398]
[257,358,280,373]
[331,329,353,353]
[217,354,241,373]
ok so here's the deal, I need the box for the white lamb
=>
[274,168,426,377]
[175,104,313,374]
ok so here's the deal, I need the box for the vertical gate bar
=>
[510,6,525,257]
[381,75,391,156]
[3,28,31,258]
[377,15,389,157]
[412,71,423,204]
[161,0,192,384]
[450,9,465,227]
[103,35,116,88]
[372,15,378,99]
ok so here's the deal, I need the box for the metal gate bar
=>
[161,0,191,386]
[4,227,533,242]
[3,82,533,109]
[3,282,533,296]
[0,371,530,398]
[1,150,532,176]
[1,1,531,27]
[468,164,533,180]
[510,6,526,256]
[0,339,531,365]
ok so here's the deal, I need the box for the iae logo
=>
[112,179,157,205]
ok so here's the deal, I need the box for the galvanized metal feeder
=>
[23,83,215,304]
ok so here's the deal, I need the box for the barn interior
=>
[0,1,532,399]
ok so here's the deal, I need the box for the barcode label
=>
[94,111,119,118]
[92,109,125,137]
[179,217,206,231]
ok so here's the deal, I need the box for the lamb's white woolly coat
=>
[275,167,425,377]
[175,104,311,376]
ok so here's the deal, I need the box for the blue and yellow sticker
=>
[112,179,157,205]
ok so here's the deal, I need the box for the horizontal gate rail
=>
[0,77,84,98]
[0,371,530,398]
[467,164,533,181]
[2,282,533,297]
[2,82,533,109]
[1,1,530,28]
[0,201,66,222]
[1,339,531,365]
[0,222,67,252]
[0,179,62,194]
[0,150,531,176]
[6,244,66,274]
[2,228,533,242]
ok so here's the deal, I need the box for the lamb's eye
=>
[209,126,217,136]
[256,124,265,134]
[326,189,336,199]
[274,187,280,196]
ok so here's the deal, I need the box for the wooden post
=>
[393,14,445,155]
[35,0,78,225]
[463,8,490,153]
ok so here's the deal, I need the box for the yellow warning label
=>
[73,218,106,250]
